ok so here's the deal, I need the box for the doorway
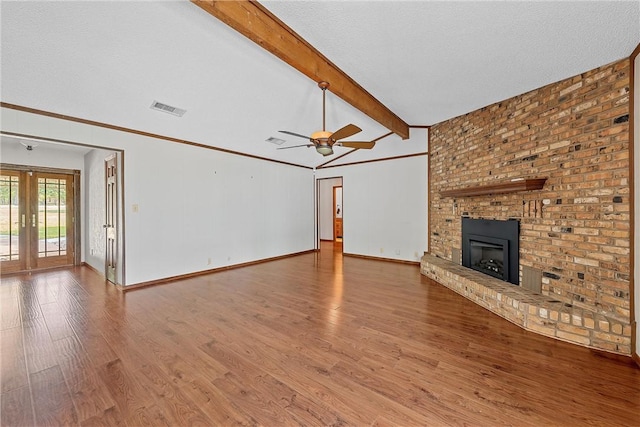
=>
[0,165,80,273]
[317,177,343,252]
[333,185,343,242]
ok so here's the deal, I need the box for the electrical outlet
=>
[380,248,384,254]
[207,257,212,265]
[132,204,139,213]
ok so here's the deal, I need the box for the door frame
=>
[0,163,81,272]
[315,176,343,249]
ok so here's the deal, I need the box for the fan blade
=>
[279,130,310,140]
[330,124,361,141]
[338,141,376,150]
[277,144,313,150]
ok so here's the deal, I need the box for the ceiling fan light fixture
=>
[316,145,333,156]
[313,136,334,156]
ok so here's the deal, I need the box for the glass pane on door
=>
[0,173,20,261]
[37,177,67,258]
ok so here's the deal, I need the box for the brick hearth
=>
[421,254,630,352]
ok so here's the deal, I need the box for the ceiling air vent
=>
[266,137,286,145]
[150,100,186,117]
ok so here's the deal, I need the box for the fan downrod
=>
[318,81,330,132]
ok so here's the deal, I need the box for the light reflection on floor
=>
[325,240,343,335]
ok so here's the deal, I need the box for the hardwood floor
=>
[1,242,639,426]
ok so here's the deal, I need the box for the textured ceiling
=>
[1,1,639,169]
[263,0,640,125]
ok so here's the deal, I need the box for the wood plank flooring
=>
[1,242,639,426]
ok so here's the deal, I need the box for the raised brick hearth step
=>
[420,254,631,354]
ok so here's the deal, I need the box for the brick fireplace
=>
[422,58,631,354]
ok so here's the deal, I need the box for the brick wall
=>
[429,59,630,352]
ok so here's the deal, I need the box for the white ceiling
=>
[0,136,93,157]
[1,1,638,169]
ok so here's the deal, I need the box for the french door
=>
[0,166,77,274]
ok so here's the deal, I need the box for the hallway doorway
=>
[333,185,343,243]
[317,177,343,250]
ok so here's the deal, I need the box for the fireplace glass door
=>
[468,235,508,281]
[461,217,519,285]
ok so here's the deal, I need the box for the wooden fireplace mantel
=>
[439,178,547,198]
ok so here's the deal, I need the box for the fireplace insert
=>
[461,218,519,285]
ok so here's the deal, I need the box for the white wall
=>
[2,107,315,285]
[318,177,342,240]
[316,152,428,263]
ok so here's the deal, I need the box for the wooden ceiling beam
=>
[191,0,410,139]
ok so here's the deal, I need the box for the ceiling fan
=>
[278,81,376,156]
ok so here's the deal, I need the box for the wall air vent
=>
[266,137,286,145]
[150,100,186,117]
